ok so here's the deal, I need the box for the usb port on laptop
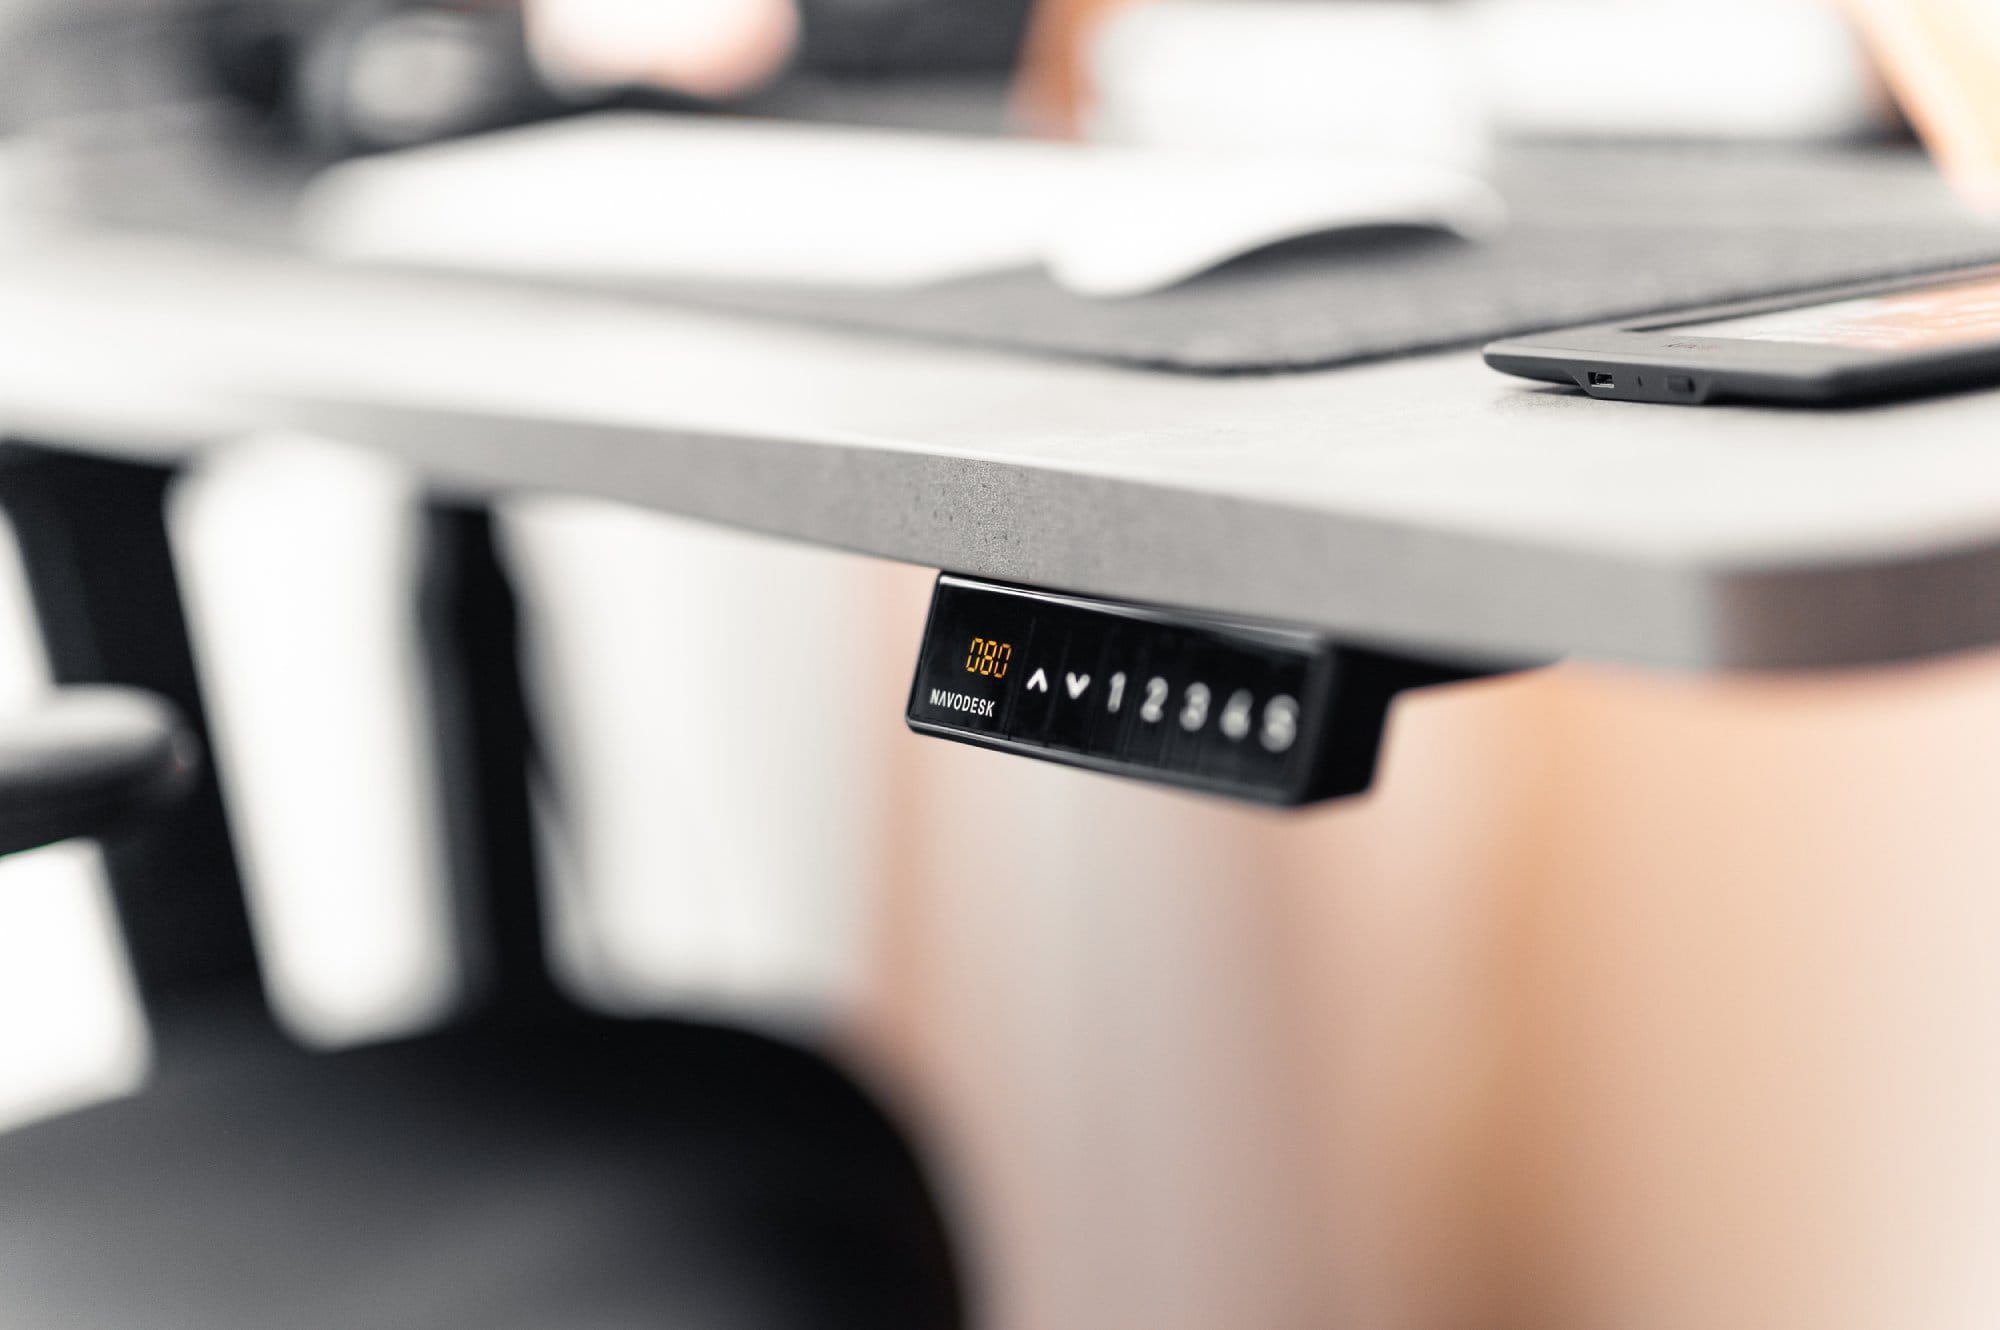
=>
[1587,371,1615,388]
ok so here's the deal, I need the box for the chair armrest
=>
[0,687,200,858]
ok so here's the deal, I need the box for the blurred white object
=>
[0,512,148,1132]
[499,499,874,1023]
[301,112,1503,300]
[1088,1,1491,170]
[1053,155,1502,297]
[171,438,462,1048]
[1469,0,1892,140]
[319,8,525,150]
[1087,0,1890,150]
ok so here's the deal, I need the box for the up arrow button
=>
[1025,668,1049,693]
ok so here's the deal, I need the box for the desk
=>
[4,226,2000,671]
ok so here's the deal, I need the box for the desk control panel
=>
[906,575,1493,806]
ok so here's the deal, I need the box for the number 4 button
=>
[1261,695,1299,753]
[1220,689,1253,741]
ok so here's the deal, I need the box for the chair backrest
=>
[0,445,264,1046]
[0,441,564,1060]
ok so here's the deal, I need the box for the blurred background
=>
[4,2,2000,1329]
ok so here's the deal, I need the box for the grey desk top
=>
[4,226,2000,673]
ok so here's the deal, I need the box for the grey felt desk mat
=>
[640,145,2000,375]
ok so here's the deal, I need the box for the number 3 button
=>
[1179,683,1211,731]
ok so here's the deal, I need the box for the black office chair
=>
[0,446,962,1330]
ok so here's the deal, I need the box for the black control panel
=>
[906,575,1488,806]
